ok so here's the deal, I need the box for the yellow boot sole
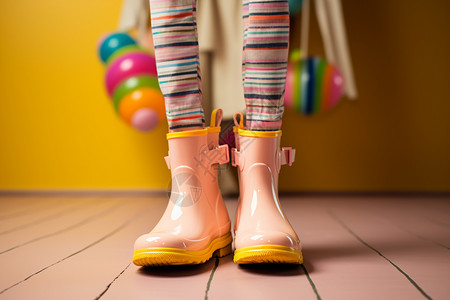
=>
[132,232,232,266]
[234,245,303,264]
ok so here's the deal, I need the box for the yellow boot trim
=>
[231,112,282,137]
[132,232,233,266]
[207,126,221,133]
[166,128,208,140]
[234,245,303,264]
[166,108,224,138]
[237,128,282,138]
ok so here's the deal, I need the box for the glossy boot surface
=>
[231,114,303,264]
[133,110,232,266]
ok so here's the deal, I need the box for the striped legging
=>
[150,0,289,131]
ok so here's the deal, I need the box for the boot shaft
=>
[231,112,295,178]
[165,109,229,184]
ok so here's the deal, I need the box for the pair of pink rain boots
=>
[132,109,302,266]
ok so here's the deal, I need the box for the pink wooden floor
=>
[0,195,449,299]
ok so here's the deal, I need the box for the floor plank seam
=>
[0,200,124,255]
[328,210,434,300]
[0,198,60,220]
[0,205,152,296]
[204,257,220,300]
[426,218,450,229]
[94,263,131,300]
[383,218,450,251]
[0,198,98,236]
[300,264,322,300]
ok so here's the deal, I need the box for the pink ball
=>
[105,52,158,97]
[327,67,344,110]
[131,108,160,132]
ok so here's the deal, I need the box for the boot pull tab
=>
[233,112,244,130]
[281,147,296,166]
[210,108,223,128]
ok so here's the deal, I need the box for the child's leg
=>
[149,0,205,132]
[233,1,301,265]
[134,2,232,268]
[242,0,290,131]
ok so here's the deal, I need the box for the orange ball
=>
[119,88,165,125]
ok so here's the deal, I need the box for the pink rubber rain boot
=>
[231,113,303,264]
[133,109,232,266]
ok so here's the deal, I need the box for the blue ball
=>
[288,0,303,15]
[98,32,137,63]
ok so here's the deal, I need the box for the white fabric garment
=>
[118,0,151,48]
[197,0,246,119]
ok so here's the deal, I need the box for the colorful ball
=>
[112,75,160,111]
[285,54,344,115]
[119,88,165,132]
[288,0,303,15]
[98,32,137,63]
[106,45,152,66]
[105,52,158,97]
[132,108,160,132]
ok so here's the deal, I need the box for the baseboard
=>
[0,189,168,197]
[278,190,450,198]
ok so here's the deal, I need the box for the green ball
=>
[112,76,160,111]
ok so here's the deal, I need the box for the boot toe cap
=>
[134,233,189,251]
[235,231,301,251]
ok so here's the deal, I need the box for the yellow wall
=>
[0,0,449,191]
[0,0,169,189]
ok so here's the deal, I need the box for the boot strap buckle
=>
[210,144,229,165]
[165,144,229,170]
